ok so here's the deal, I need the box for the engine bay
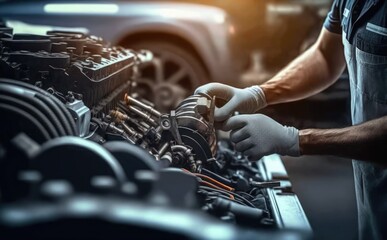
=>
[0,26,311,239]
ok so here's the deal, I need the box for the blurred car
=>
[163,0,333,80]
[0,0,239,110]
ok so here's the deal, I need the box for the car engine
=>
[0,26,311,239]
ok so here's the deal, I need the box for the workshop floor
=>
[282,155,358,240]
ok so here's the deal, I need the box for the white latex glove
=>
[194,83,267,121]
[223,114,300,160]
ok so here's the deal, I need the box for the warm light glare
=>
[44,4,119,14]
[267,4,302,15]
[159,8,225,24]
[213,14,226,24]
[228,25,235,35]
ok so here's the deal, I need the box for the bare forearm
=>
[260,29,346,105]
[299,116,387,164]
[261,47,333,104]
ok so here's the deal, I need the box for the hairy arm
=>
[299,116,387,164]
[260,28,346,105]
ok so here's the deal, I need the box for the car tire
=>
[128,41,209,112]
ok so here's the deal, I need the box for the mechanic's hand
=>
[194,83,267,121]
[223,114,300,160]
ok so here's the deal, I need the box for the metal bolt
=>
[161,119,170,128]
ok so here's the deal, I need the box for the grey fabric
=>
[343,33,387,240]
[342,0,387,239]
[325,1,387,238]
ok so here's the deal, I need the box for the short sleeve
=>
[323,0,343,34]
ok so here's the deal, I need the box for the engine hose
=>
[0,79,75,135]
[0,94,59,139]
[212,198,265,222]
[31,94,67,136]
[0,84,63,137]
[0,82,67,136]
[0,103,51,142]
[199,185,256,208]
[0,79,76,135]
[34,93,75,136]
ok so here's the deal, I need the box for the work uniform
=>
[324,0,387,239]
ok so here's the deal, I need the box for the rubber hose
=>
[0,94,59,139]
[0,103,51,142]
[0,79,76,135]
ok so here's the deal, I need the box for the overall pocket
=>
[355,36,387,103]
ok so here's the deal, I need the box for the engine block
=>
[0,26,311,240]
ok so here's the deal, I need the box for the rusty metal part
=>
[109,109,143,141]
[109,109,129,122]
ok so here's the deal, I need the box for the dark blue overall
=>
[324,0,387,239]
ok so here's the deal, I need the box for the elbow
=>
[315,29,347,82]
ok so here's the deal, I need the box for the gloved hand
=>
[223,114,300,160]
[194,83,267,121]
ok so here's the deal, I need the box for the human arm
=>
[260,28,346,105]
[299,116,387,163]
[195,28,347,120]
[224,114,387,165]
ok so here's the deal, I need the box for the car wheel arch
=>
[115,30,211,81]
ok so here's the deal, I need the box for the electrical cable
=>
[182,169,254,206]
[200,187,248,206]
[201,168,232,186]
[236,191,256,200]
[199,189,235,201]
[182,168,234,192]
[200,180,234,200]
[199,185,256,208]
[195,173,234,191]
